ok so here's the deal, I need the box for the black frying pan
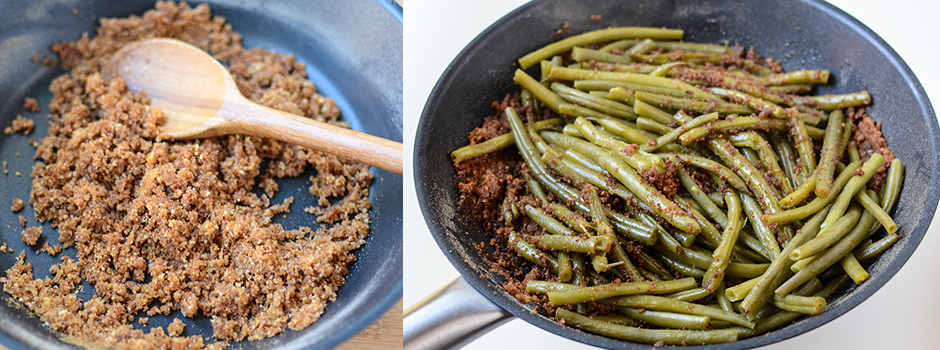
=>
[0,0,402,349]
[413,0,939,349]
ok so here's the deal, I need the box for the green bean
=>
[508,231,552,267]
[790,256,812,273]
[635,117,674,135]
[665,153,751,195]
[526,280,574,294]
[725,276,760,302]
[739,206,829,319]
[555,309,738,345]
[879,159,904,214]
[763,162,860,225]
[571,46,633,64]
[839,253,870,284]
[573,117,665,172]
[625,38,655,56]
[854,191,898,234]
[854,233,899,262]
[653,249,705,278]
[597,151,701,234]
[779,173,816,209]
[501,192,517,227]
[533,234,603,254]
[654,41,738,54]
[790,204,862,261]
[679,117,784,145]
[703,192,743,292]
[559,104,621,121]
[637,250,675,281]
[708,138,781,211]
[603,295,755,328]
[757,70,830,86]
[522,171,548,204]
[630,99,677,126]
[524,204,578,236]
[742,195,781,259]
[769,132,803,187]
[514,69,565,114]
[546,277,697,305]
[715,284,735,313]
[815,110,845,197]
[709,87,786,118]
[678,166,728,226]
[729,131,792,194]
[738,229,773,262]
[574,80,684,99]
[821,153,885,229]
[733,276,839,338]
[547,202,591,234]
[608,240,643,282]
[451,118,564,162]
[586,184,616,241]
[594,315,641,327]
[673,197,723,246]
[663,287,712,302]
[519,27,683,69]
[794,91,871,110]
[593,117,653,146]
[643,112,719,152]
[787,112,817,177]
[599,39,635,53]
[631,52,731,65]
[614,306,711,330]
[548,65,719,101]
[553,83,637,119]
[768,84,813,94]
[634,91,752,115]
[776,209,877,296]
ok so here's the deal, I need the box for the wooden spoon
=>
[111,38,403,174]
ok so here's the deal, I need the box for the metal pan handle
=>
[404,277,513,349]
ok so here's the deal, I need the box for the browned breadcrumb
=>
[590,14,602,23]
[19,215,26,227]
[4,115,34,135]
[849,107,895,191]
[553,21,571,37]
[168,318,186,337]
[40,56,57,68]
[0,243,10,253]
[23,98,40,112]
[41,242,62,256]
[31,54,40,64]
[1,2,373,349]
[21,226,41,245]
[10,198,23,212]
[14,172,21,177]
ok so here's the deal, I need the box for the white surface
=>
[403,0,940,349]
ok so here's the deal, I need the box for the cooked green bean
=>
[614,306,711,330]
[553,83,637,119]
[708,138,781,211]
[519,27,683,69]
[763,162,860,225]
[839,253,870,284]
[776,209,877,296]
[757,70,830,86]
[729,131,791,194]
[768,84,813,94]
[664,153,751,195]
[631,99,677,126]
[594,315,641,327]
[654,40,737,54]
[821,153,885,229]
[608,240,643,281]
[547,202,591,234]
[788,112,817,176]
[643,112,718,152]
[677,166,728,226]
[854,190,898,233]
[555,309,738,345]
[603,295,755,328]
[573,117,665,172]
[546,277,697,305]
[522,171,548,204]
[779,173,816,209]
[533,234,604,254]
[663,287,712,302]
[634,91,753,115]
[571,46,633,64]
[725,276,760,302]
[637,250,675,281]
[451,117,564,162]
[790,204,862,261]
[854,233,899,262]
[879,159,904,214]
[742,195,781,259]
[815,109,846,197]
[548,65,719,101]
[739,206,830,319]
[524,204,578,236]
[794,91,871,110]
[703,191,743,292]
[598,39,635,53]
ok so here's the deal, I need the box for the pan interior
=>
[414,0,938,349]
[0,0,402,349]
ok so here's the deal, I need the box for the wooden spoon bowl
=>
[112,38,403,174]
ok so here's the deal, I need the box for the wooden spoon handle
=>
[221,97,403,174]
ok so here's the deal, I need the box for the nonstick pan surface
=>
[412,0,939,349]
[0,0,402,349]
